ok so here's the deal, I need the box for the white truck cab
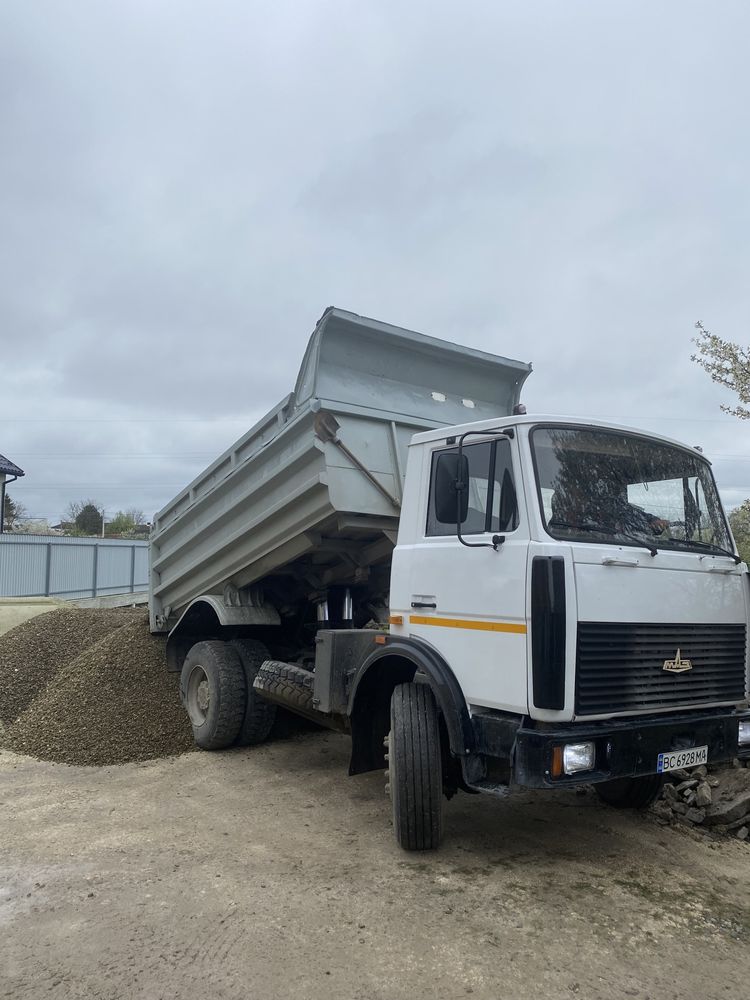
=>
[381,414,749,825]
[391,414,748,722]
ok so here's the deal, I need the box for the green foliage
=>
[107,511,136,535]
[692,322,750,419]
[728,500,750,564]
[75,503,103,536]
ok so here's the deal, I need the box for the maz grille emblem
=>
[663,648,693,673]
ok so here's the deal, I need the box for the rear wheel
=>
[595,774,664,809]
[180,640,246,750]
[389,682,444,851]
[229,638,277,745]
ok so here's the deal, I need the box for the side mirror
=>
[434,453,469,524]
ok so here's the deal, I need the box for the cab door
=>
[403,436,530,713]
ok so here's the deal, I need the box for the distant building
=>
[0,453,25,534]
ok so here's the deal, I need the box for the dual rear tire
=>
[180,639,276,749]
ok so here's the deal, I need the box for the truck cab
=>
[384,415,750,814]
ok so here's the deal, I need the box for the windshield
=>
[531,426,733,556]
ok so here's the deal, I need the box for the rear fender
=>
[165,595,280,671]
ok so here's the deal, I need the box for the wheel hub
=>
[186,664,211,726]
[196,679,210,713]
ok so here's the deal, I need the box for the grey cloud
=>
[3,0,750,525]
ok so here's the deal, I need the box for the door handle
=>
[411,602,437,609]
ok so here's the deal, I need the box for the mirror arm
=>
[456,429,508,551]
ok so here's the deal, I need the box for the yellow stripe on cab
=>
[409,615,527,635]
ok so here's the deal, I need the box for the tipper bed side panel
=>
[149,308,531,631]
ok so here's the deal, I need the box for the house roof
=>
[0,454,25,477]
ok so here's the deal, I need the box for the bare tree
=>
[3,493,27,530]
[64,499,85,523]
[692,321,750,419]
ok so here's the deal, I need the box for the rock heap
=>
[651,760,750,841]
[0,608,194,766]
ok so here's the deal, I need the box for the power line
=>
[0,413,746,424]
[9,453,216,458]
[0,418,249,423]
[7,451,750,463]
[13,482,188,493]
[585,416,742,425]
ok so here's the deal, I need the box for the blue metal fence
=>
[0,534,149,599]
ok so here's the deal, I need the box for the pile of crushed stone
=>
[0,608,138,726]
[651,760,750,842]
[0,608,193,766]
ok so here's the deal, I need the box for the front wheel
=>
[594,774,664,809]
[389,682,444,851]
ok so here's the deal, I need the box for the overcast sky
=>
[2,0,749,527]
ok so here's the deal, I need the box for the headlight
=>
[739,721,750,746]
[563,741,596,774]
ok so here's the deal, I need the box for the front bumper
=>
[510,707,750,789]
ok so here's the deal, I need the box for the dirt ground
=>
[2,730,749,1000]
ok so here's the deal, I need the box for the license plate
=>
[656,746,708,773]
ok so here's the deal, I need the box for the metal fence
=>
[0,534,149,599]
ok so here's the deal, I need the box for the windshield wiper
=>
[548,519,657,557]
[664,537,741,564]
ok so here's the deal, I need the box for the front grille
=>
[575,622,747,715]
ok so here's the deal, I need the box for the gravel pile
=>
[0,609,194,766]
[651,760,750,841]
[0,608,139,726]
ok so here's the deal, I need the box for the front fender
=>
[348,635,474,760]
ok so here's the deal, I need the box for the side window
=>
[426,439,518,537]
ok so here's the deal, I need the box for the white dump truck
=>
[150,307,750,849]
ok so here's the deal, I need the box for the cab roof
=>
[410,414,710,463]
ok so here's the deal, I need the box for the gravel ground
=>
[1,609,749,996]
[2,734,749,1000]
[0,610,193,765]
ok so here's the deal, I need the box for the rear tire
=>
[229,638,277,746]
[389,682,444,851]
[180,641,246,750]
[595,774,664,809]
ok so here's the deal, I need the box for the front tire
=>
[389,682,444,851]
[180,641,246,750]
[595,774,664,809]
